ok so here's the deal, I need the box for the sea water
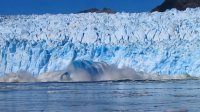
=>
[0,80,199,112]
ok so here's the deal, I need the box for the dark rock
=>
[78,8,115,14]
[152,0,200,12]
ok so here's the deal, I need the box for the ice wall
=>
[0,8,200,76]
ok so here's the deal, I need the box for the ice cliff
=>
[1,8,200,78]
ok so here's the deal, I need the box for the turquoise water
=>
[0,80,199,112]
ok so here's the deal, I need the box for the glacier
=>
[1,8,200,81]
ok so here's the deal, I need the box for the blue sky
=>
[0,0,163,15]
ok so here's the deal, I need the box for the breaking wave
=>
[0,60,194,82]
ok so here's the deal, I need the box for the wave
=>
[0,60,195,82]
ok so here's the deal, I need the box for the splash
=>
[0,60,194,82]
[0,70,37,82]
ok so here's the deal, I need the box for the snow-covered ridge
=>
[1,8,200,78]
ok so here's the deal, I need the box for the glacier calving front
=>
[1,8,200,76]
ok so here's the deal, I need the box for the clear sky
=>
[0,0,164,15]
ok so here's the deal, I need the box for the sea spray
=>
[0,60,192,82]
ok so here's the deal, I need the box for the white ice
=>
[0,8,200,81]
